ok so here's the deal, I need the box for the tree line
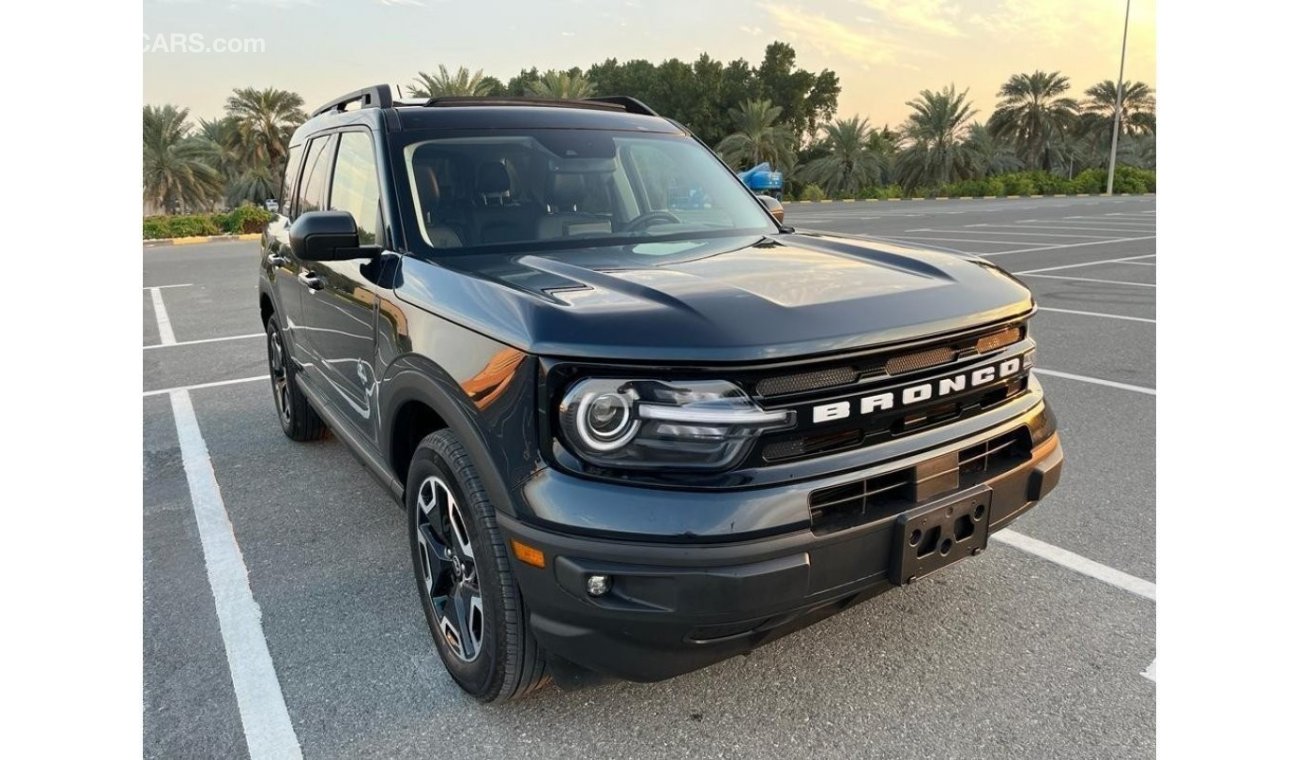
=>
[143,42,1154,213]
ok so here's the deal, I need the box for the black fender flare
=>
[379,357,521,519]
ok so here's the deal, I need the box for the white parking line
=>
[170,390,304,760]
[1018,273,1156,287]
[1142,659,1156,682]
[992,529,1156,601]
[144,375,267,397]
[144,333,263,351]
[911,228,1121,239]
[144,283,194,289]
[1035,368,1156,395]
[1037,307,1156,324]
[981,236,1157,256]
[998,223,1157,234]
[1115,260,1157,267]
[876,235,1047,247]
[147,287,177,345]
[1014,254,1156,274]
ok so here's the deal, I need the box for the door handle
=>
[298,271,324,291]
[267,253,288,267]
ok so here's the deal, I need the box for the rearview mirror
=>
[289,211,371,261]
[758,194,785,224]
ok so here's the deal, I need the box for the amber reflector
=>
[976,327,1021,353]
[510,539,546,568]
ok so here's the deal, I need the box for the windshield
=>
[400,130,777,252]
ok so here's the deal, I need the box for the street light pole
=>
[1106,0,1133,195]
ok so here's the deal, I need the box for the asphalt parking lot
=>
[143,195,1156,759]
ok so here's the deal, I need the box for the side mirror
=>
[758,194,785,224]
[289,211,371,261]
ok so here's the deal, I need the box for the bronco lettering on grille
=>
[809,355,1028,425]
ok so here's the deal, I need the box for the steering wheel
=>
[623,210,682,232]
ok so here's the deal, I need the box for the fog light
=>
[586,574,612,597]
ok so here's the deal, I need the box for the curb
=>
[143,233,262,247]
[791,192,1154,204]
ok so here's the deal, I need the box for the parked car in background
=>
[737,161,784,199]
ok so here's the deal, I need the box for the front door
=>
[298,129,385,441]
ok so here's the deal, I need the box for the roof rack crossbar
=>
[311,84,394,118]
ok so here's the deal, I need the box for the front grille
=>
[885,346,957,376]
[755,366,857,397]
[808,427,1032,534]
[751,321,1026,402]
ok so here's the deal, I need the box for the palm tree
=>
[896,85,979,192]
[1078,79,1156,159]
[224,87,306,177]
[796,117,884,198]
[197,114,283,205]
[715,99,796,172]
[525,70,594,99]
[964,122,1022,178]
[143,105,223,213]
[410,65,497,98]
[988,71,1079,172]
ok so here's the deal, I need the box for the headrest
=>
[548,173,586,209]
[475,162,511,196]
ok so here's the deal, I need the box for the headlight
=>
[558,378,794,470]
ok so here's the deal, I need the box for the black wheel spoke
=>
[414,474,484,663]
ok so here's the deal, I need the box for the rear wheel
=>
[407,429,549,701]
[265,315,326,441]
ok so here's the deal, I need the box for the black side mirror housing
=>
[758,194,785,224]
[289,211,375,261]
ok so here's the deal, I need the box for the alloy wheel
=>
[414,475,484,662]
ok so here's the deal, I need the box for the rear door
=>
[298,129,385,439]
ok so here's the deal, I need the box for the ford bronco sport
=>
[258,85,1063,701]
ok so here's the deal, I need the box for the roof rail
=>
[311,84,394,118]
[422,95,658,117]
[584,96,658,117]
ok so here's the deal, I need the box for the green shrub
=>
[1072,169,1107,195]
[1113,165,1156,193]
[142,206,273,239]
[1023,170,1074,195]
[1003,174,1037,196]
[984,178,1006,197]
[221,203,274,233]
[874,185,903,200]
[155,214,221,238]
[800,184,827,202]
[142,218,169,240]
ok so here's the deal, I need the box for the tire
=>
[407,429,549,701]
[265,315,326,442]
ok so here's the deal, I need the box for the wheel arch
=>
[381,362,522,518]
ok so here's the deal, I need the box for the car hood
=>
[394,233,1034,363]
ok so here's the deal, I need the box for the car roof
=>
[294,86,683,143]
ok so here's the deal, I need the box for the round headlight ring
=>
[572,388,640,452]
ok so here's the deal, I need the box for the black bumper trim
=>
[498,433,1062,682]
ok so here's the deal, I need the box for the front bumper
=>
[499,406,1063,683]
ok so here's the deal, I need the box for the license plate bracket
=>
[889,486,992,585]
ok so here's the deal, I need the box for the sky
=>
[144,0,1155,131]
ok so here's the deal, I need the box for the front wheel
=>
[407,429,549,701]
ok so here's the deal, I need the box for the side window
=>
[295,135,335,217]
[329,132,382,245]
[279,144,303,216]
